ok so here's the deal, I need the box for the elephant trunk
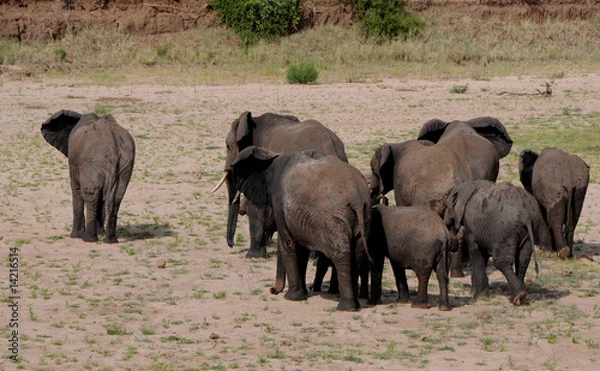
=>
[226,176,240,247]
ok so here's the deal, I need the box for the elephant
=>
[519,148,590,259]
[229,146,370,311]
[41,109,135,243]
[444,180,544,306]
[367,204,453,311]
[212,111,348,259]
[369,117,513,277]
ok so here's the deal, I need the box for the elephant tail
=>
[566,186,575,248]
[526,220,539,278]
[355,202,374,268]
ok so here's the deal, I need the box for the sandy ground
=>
[1,74,599,370]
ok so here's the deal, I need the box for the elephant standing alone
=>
[41,110,135,243]
[519,147,590,259]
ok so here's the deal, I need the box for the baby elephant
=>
[41,110,135,243]
[368,204,453,311]
[444,180,543,306]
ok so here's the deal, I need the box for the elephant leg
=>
[436,254,451,311]
[104,174,131,243]
[297,248,310,297]
[82,196,100,243]
[412,269,431,309]
[311,253,329,292]
[367,250,384,306]
[468,235,489,299]
[546,201,569,258]
[495,254,527,306]
[245,201,268,259]
[277,225,307,302]
[332,255,359,311]
[390,261,410,303]
[270,239,286,295]
[70,187,85,239]
[328,265,339,294]
[97,198,106,236]
[565,186,588,258]
[450,228,465,277]
[358,255,369,300]
[515,239,532,283]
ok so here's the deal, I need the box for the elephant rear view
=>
[41,110,135,243]
[444,180,543,306]
[230,147,370,311]
[519,147,590,259]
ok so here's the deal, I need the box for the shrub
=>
[211,0,300,47]
[286,63,319,84]
[342,0,424,42]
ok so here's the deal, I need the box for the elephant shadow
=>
[116,223,174,241]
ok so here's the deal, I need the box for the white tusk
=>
[211,171,228,193]
[232,191,241,204]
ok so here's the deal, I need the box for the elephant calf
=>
[444,180,543,306]
[519,147,590,259]
[368,204,452,311]
[41,110,135,243]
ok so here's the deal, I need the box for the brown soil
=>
[0,0,598,41]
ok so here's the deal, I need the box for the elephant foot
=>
[558,246,571,260]
[450,269,465,278]
[245,247,267,259]
[327,287,340,295]
[284,290,308,302]
[337,299,359,311]
[103,236,118,244]
[474,290,489,300]
[82,233,98,243]
[511,291,527,306]
[411,302,429,309]
[70,230,84,239]
[367,297,381,306]
[438,304,452,311]
[396,296,410,304]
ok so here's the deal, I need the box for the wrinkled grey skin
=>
[218,111,347,259]
[368,205,453,311]
[230,147,370,311]
[41,110,135,243]
[369,117,513,277]
[444,180,544,306]
[519,147,590,259]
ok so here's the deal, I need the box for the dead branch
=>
[144,3,208,14]
[497,81,553,96]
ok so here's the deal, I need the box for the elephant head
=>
[369,143,395,202]
[444,182,476,233]
[418,116,513,158]
[40,110,84,157]
[518,149,539,194]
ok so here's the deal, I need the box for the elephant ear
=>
[466,116,513,158]
[519,149,539,194]
[370,143,395,196]
[417,119,448,143]
[40,110,82,157]
[235,111,254,144]
[446,182,476,232]
[230,146,279,209]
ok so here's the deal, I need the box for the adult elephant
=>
[41,109,135,243]
[519,147,589,258]
[369,117,513,277]
[230,147,370,311]
[212,111,348,259]
[444,180,543,306]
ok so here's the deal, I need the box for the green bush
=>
[286,63,319,84]
[342,0,423,42]
[211,0,300,47]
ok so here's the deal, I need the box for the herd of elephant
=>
[40,109,590,312]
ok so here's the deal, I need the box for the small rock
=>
[156,259,167,269]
